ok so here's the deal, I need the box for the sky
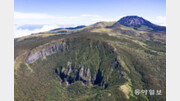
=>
[14,0,166,38]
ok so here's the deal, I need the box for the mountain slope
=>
[112,16,166,32]
[14,16,166,101]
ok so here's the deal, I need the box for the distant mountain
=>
[51,25,86,31]
[66,25,86,30]
[112,16,166,32]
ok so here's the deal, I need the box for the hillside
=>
[112,16,166,32]
[14,16,166,101]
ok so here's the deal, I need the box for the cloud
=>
[153,16,166,26]
[14,24,60,38]
[145,16,166,26]
[14,12,166,38]
[14,12,166,26]
[14,12,121,38]
[14,12,119,25]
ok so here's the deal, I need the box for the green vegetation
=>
[14,18,166,101]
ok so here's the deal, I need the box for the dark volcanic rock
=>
[117,16,151,26]
[112,16,166,31]
[55,66,92,86]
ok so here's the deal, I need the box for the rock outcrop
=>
[55,66,92,86]
[25,40,69,64]
[55,65,111,87]
[25,37,123,88]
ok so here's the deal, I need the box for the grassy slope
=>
[15,23,166,101]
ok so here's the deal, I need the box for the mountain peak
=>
[117,16,151,26]
[112,16,166,31]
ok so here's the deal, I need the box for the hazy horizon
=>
[14,0,166,38]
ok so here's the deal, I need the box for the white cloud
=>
[14,12,119,25]
[14,12,121,38]
[14,24,60,38]
[146,16,166,26]
[14,12,166,38]
[14,12,166,26]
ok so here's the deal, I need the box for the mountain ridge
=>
[14,15,166,101]
[112,16,166,32]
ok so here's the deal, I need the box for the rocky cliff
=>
[25,39,69,64]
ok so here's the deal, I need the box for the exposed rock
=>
[25,37,123,88]
[94,69,103,86]
[55,65,109,86]
[77,67,91,85]
[54,64,122,88]
[25,40,68,64]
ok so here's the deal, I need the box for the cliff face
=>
[55,65,114,88]
[25,40,68,64]
[15,31,166,101]
[24,36,123,88]
[55,66,92,86]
